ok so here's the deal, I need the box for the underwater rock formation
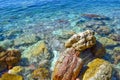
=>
[0,47,21,71]
[32,68,50,80]
[52,48,83,80]
[108,33,120,41]
[0,73,23,80]
[14,34,39,46]
[65,30,96,51]
[83,58,112,80]
[96,26,111,35]
[82,14,110,20]
[22,40,50,60]
[99,37,118,47]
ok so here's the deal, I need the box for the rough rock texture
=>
[0,73,23,80]
[32,68,50,80]
[65,30,96,51]
[52,48,83,80]
[83,58,112,80]
[0,47,21,71]
[91,41,106,57]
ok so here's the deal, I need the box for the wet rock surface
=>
[83,58,112,80]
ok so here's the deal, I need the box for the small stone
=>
[99,37,118,47]
[108,34,120,41]
[32,68,50,80]
[83,58,112,80]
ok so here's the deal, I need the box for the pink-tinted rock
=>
[52,48,83,80]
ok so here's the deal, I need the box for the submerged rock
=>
[96,26,111,35]
[99,37,118,47]
[83,58,112,80]
[52,48,83,80]
[82,14,110,20]
[22,40,50,60]
[0,73,23,80]
[14,34,39,46]
[108,33,120,41]
[0,39,13,49]
[32,68,50,80]
[0,47,21,71]
[65,30,96,51]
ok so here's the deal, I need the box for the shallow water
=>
[0,0,120,80]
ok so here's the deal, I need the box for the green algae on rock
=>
[83,58,112,80]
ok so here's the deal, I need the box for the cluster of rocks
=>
[52,30,113,80]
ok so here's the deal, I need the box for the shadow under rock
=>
[20,58,29,66]
[102,53,114,64]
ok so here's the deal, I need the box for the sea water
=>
[0,0,120,80]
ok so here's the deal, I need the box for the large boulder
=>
[65,30,96,51]
[52,48,83,80]
[83,58,112,80]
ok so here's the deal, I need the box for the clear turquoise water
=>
[0,0,120,40]
[0,0,120,79]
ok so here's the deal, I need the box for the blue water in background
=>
[0,0,120,34]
